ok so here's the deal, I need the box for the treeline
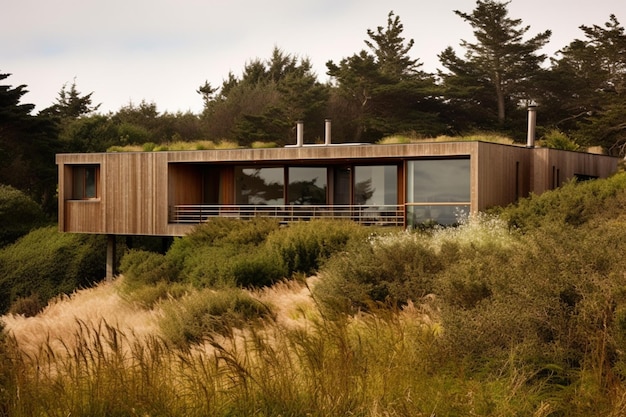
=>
[1,0,625,214]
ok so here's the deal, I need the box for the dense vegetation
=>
[0,171,626,415]
[0,0,625,414]
[2,0,625,217]
[0,226,106,315]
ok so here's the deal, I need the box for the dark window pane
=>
[407,159,470,203]
[84,167,96,198]
[72,165,98,199]
[235,167,284,205]
[288,167,327,205]
[354,165,397,206]
[333,167,351,205]
[407,205,469,227]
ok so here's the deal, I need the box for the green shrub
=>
[119,249,178,287]
[120,280,191,308]
[266,220,368,277]
[159,287,273,346]
[314,231,445,316]
[0,185,47,247]
[229,249,287,287]
[0,226,106,313]
[165,218,363,288]
[141,142,157,152]
[501,171,626,232]
[538,129,580,150]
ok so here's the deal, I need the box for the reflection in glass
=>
[407,205,470,227]
[235,167,284,205]
[354,165,397,205]
[407,159,470,203]
[288,167,327,205]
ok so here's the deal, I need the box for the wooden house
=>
[56,138,619,278]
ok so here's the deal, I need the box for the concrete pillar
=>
[106,234,116,280]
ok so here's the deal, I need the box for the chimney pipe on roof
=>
[296,120,304,147]
[527,104,537,148]
[324,119,332,145]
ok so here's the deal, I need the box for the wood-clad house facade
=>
[57,141,618,278]
[57,141,618,237]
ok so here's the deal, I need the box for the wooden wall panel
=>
[475,143,530,211]
[531,149,619,194]
[56,142,619,237]
[64,201,104,233]
[101,152,169,235]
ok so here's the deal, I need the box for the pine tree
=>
[0,73,59,213]
[439,0,551,128]
[327,11,444,142]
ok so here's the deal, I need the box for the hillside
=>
[2,171,626,416]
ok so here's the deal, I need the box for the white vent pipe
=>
[527,104,537,148]
[296,120,304,147]
[324,119,332,145]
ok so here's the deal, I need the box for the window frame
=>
[71,165,99,200]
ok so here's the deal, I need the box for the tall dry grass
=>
[5,205,626,415]
[1,275,470,416]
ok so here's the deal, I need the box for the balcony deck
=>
[169,204,405,227]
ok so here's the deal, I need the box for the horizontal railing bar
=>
[169,204,405,226]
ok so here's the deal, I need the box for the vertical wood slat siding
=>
[220,167,235,204]
[532,148,618,194]
[104,153,169,235]
[57,143,618,236]
[475,143,531,211]
[65,201,104,232]
[57,154,107,234]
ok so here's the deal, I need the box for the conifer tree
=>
[327,11,444,142]
[438,0,551,129]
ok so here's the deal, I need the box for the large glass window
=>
[354,165,397,206]
[407,159,470,203]
[235,167,284,205]
[406,159,470,226]
[288,167,327,205]
[72,165,98,199]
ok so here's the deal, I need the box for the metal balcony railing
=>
[169,204,404,226]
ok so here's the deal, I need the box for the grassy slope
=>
[2,172,626,416]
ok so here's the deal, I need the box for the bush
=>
[119,249,178,288]
[266,220,369,277]
[0,185,47,247]
[165,218,366,289]
[0,226,106,313]
[159,287,273,346]
[314,231,445,316]
[8,294,45,317]
[501,171,626,231]
[538,129,580,151]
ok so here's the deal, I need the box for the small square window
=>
[72,165,99,199]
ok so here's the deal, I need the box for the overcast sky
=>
[2,0,625,115]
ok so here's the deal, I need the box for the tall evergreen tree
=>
[41,79,100,120]
[0,73,59,213]
[327,11,444,142]
[539,15,626,153]
[201,47,329,146]
[438,0,551,132]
